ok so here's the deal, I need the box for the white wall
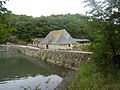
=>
[40,44,74,50]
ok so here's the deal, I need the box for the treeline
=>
[0,1,15,43]
[8,14,94,42]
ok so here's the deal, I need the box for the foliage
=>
[73,43,91,51]
[0,0,15,43]
[67,62,120,90]
[9,14,93,42]
[59,58,66,65]
[84,0,120,73]
[0,24,15,43]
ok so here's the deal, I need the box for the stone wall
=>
[0,45,92,70]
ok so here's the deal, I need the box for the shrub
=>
[67,62,120,90]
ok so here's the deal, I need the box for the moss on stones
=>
[59,58,66,65]
[41,54,48,61]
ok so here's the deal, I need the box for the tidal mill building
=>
[40,29,78,50]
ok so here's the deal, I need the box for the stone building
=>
[28,38,44,46]
[74,38,90,44]
[40,29,78,49]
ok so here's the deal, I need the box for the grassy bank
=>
[73,43,91,52]
[66,62,120,90]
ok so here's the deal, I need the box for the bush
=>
[67,62,120,90]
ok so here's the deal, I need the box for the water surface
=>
[0,52,70,90]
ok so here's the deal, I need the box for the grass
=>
[73,43,91,52]
[66,62,120,90]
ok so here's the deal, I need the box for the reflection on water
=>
[0,52,70,90]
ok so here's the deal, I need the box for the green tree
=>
[84,0,120,73]
[9,14,90,42]
[0,0,15,43]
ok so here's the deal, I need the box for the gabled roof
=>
[31,38,44,42]
[40,29,77,45]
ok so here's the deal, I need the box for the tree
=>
[9,14,91,42]
[84,0,120,73]
[0,0,15,43]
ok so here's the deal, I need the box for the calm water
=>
[0,52,70,90]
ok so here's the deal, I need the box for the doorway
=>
[46,45,49,49]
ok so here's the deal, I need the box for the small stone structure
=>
[40,29,78,50]
[28,38,44,46]
[74,38,90,44]
[0,45,92,70]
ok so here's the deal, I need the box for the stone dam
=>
[0,45,92,70]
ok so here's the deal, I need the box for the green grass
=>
[73,43,91,51]
[66,62,120,90]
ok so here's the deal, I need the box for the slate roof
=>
[40,29,78,45]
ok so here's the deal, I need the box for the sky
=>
[5,0,88,17]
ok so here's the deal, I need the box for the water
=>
[0,52,70,90]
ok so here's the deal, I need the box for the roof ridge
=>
[40,29,77,45]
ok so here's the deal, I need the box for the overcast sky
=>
[5,0,88,17]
